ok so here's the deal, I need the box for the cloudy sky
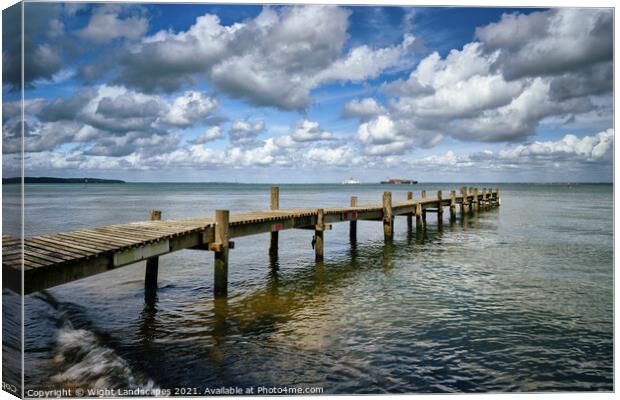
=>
[2,2,613,182]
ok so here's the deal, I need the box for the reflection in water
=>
[13,184,613,393]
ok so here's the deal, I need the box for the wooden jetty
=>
[2,187,499,297]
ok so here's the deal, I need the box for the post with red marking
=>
[350,196,358,242]
[269,186,279,258]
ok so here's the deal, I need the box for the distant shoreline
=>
[2,177,126,184]
[1,178,612,185]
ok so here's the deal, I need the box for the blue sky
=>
[2,2,613,182]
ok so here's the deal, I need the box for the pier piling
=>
[406,192,413,229]
[144,210,161,301]
[269,187,279,258]
[383,192,394,240]
[460,187,468,214]
[5,186,501,297]
[213,210,230,297]
[315,209,325,260]
[437,191,443,224]
[450,190,457,221]
[473,188,479,212]
[350,196,358,241]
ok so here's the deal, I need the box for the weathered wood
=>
[436,191,443,224]
[421,190,426,199]
[460,187,468,214]
[269,186,280,258]
[383,192,394,240]
[450,190,457,221]
[415,202,424,229]
[4,186,502,296]
[350,196,358,241]
[473,188,479,212]
[406,192,413,228]
[496,187,501,206]
[213,210,230,297]
[315,209,325,260]
[145,210,161,301]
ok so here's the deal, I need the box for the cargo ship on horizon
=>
[380,178,418,185]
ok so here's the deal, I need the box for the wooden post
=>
[436,191,443,224]
[421,190,427,199]
[350,196,358,241]
[269,187,279,257]
[383,191,393,240]
[214,210,230,297]
[460,186,468,214]
[406,191,413,228]
[495,187,500,206]
[473,188,479,212]
[450,190,456,221]
[315,209,325,260]
[415,202,424,229]
[144,210,161,301]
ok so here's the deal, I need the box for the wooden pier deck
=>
[2,187,499,297]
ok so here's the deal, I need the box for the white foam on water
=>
[49,315,157,391]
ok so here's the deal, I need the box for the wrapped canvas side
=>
[2,2,24,398]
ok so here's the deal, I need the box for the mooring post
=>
[350,196,358,241]
[460,186,468,215]
[473,188,479,212]
[437,191,443,224]
[450,190,457,221]
[315,208,325,260]
[406,191,413,229]
[269,186,279,257]
[383,191,394,240]
[415,201,424,229]
[144,210,162,301]
[495,187,500,206]
[214,210,230,297]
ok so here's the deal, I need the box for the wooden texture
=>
[145,210,161,300]
[3,187,500,295]
[315,209,325,260]
[269,186,279,257]
[350,196,358,241]
[214,210,230,297]
[383,191,393,240]
[406,192,413,228]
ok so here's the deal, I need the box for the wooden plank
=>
[94,227,164,242]
[23,249,67,265]
[53,233,120,252]
[25,245,74,263]
[79,229,145,245]
[66,231,139,247]
[26,239,92,259]
[30,236,102,255]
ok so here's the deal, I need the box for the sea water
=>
[1,183,613,393]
